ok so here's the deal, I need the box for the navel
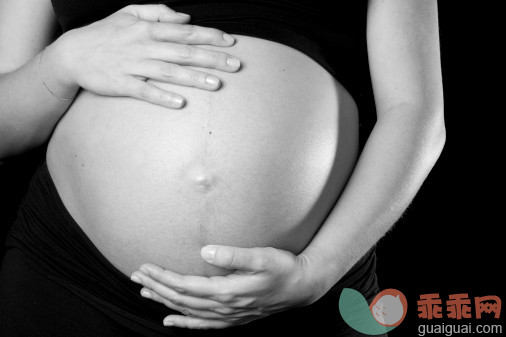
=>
[187,166,216,193]
[194,174,215,191]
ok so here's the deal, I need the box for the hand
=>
[48,4,240,108]
[131,246,321,329]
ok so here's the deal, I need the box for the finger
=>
[138,61,221,90]
[138,264,268,305]
[163,315,233,329]
[140,287,254,318]
[201,245,274,272]
[131,271,226,311]
[140,288,232,319]
[120,4,191,24]
[123,78,185,108]
[148,43,241,72]
[138,264,226,298]
[150,23,235,46]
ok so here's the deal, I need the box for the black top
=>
[50,0,377,146]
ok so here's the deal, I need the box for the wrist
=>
[297,246,345,303]
[41,36,80,98]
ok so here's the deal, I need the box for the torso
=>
[47,36,359,277]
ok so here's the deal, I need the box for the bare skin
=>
[47,34,359,277]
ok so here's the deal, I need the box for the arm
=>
[0,1,240,159]
[302,0,446,296]
[131,0,445,329]
[0,0,72,158]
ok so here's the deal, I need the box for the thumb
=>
[120,4,191,23]
[201,245,271,271]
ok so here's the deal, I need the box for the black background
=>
[1,1,504,335]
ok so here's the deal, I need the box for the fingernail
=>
[222,33,235,44]
[141,290,151,298]
[131,275,141,284]
[205,76,220,87]
[177,12,190,18]
[201,245,217,261]
[172,96,185,108]
[226,57,241,69]
[163,318,174,326]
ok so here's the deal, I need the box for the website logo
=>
[339,288,408,335]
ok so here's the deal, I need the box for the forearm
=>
[301,103,445,297]
[0,42,78,159]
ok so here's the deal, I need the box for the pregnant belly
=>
[46,35,359,277]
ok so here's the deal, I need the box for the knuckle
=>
[264,247,278,255]
[216,292,234,303]
[254,255,268,270]
[156,90,167,102]
[255,249,272,268]
[236,297,256,308]
[225,248,237,267]
[139,84,153,99]
[209,28,224,40]
[134,20,151,35]
[208,51,223,66]
[163,298,177,309]
[189,71,204,84]
[156,3,170,11]
[160,63,177,79]
[213,307,233,315]
[121,4,135,12]
[177,45,193,59]
[181,24,196,37]
[153,296,163,304]
[170,278,184,291]
[170,295,183,306]
[174,286,186,294]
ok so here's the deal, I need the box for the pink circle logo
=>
[369,289,408,327]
